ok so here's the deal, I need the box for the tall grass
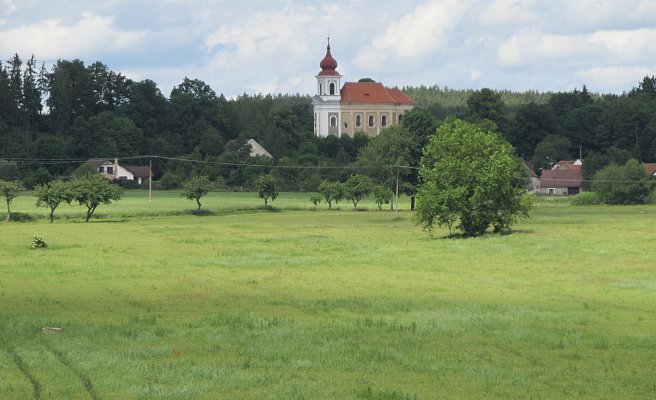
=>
[0,197,654,398]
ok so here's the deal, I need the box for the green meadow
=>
[0,192,655,399]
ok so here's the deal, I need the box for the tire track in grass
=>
[48,348,100,400]
[8,348,41,399]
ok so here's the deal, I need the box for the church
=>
[312,40,415,138]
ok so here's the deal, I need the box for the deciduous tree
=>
[0,179,23,221]
[34,179,73,222]
[344,174,374,210]
[70,174,123,222]
[181,175,213,210]
[256,174,279,209]
[592,159,653,205]
[415,119,530,236]
[319,180,344,209]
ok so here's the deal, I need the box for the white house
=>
[87,158,151,184]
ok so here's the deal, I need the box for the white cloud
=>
[356,0,470,68]
[579,65,654,91]
[478,0,537,27]
[497,28,656,68]
[0,11,147,59]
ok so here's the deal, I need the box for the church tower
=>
[312,39,342,137]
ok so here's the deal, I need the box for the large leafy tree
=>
[0,179,23,221]
[70,174,123,222]
[34,179,73,222]
[592,159,653,205]
[415,119,530,237]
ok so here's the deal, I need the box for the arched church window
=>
[355,115,362,128]
[381,115,388,127]
[330,116,337,127]
[368,114,375,128]
[329,82,336,95]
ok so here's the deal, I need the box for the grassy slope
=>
[0,195,655,399]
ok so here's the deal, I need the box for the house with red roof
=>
[643,163,656,176]
[312,39,415,137]
[538,159,583,195]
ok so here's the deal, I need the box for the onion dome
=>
[319,39,339,76]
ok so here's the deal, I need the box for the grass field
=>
[0,191,655,399]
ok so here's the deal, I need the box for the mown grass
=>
[0,194,654,399]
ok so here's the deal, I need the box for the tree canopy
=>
[181,175,213,210]
[415,119,530,237]
[592,159,653,205]
[70,174,123,222]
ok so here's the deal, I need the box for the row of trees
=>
[1,173,122,222]
[2,54,656,190]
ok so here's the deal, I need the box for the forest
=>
[1,54,655,190]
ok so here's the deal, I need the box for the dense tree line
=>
[1,54,655,192]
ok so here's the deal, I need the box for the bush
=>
[570,192,601,206]
[159,172,183,190]
[592,159,653,205]
[31,234,48,249]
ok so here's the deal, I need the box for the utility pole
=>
[395,167,399,216]
[148,159,152,207]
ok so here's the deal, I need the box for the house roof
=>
[125,166,151,178]
[523,161,537,178]
[247,139,273,158]
[643,163,656,176]
[541,169,582,188]
[86,158,114,167]
[340,82,415,104]
[552,160,582,171]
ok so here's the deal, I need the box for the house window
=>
[398,114,403,122]
[355,115,362,128]
[548,188,555,195]
[368,114,375,128]
[106,166,114,174]
[330,116,337,127]
[329,82,336,95]
[381,115,388,127]
[99,166,104,172]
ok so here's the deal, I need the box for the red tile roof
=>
[643,163,656,176]
[552,160,581,171]
[340,82,415,104]
[541,169,582,188]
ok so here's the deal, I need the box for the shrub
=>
[159,172,183,190]
[570,191,601,206]
[31,234,48,249]
[309,195,321,209]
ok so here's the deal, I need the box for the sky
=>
[1,0,655,98]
